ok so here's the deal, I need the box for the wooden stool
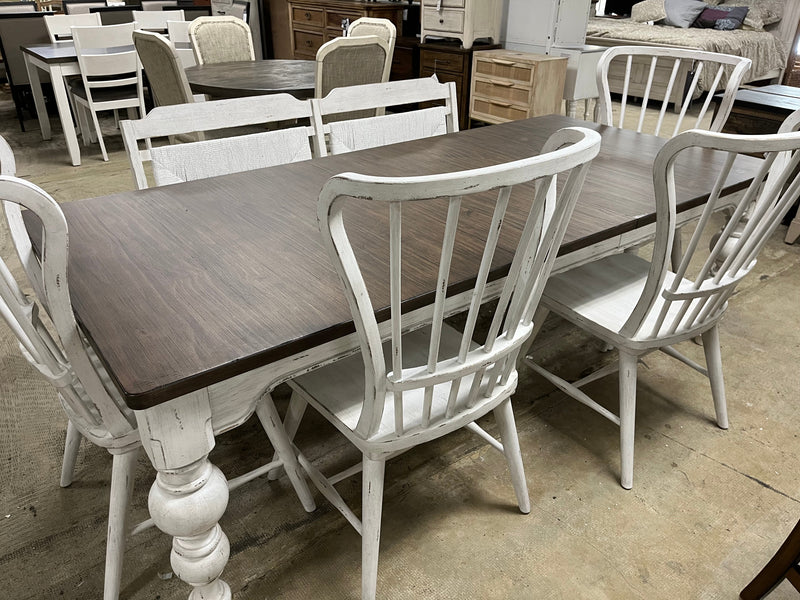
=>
[741,517,800,599]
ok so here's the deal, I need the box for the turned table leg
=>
[135,390,232,600]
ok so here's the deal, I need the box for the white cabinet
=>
[420,0,502,49]
[501,0,590,54]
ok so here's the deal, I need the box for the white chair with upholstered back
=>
[278,126,601,600]
[132,29,196,108]
[315,34,391,101]
[188,15,254,65]
[525,126,800,490]
[347,16,395,66]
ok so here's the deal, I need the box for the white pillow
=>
[664,0,708,27]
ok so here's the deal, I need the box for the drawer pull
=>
[490,100,512,108]
[304,11,311,19]
[305,40,312,47]
[439,18,443,23]
[491,59,515,66]
[489,79,514,87]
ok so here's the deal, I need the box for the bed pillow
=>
[664,0,708,27]
[631,0,667,22]
[694,5,749,29]
[721,0,783,30]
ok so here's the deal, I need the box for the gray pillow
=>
[664,0,708,27]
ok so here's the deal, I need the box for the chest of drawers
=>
[469,49,567,125]
[419,0,501,49]
[288,0,404,60]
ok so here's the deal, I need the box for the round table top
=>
[185,59,316,99]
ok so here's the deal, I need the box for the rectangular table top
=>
[22,40,191,63]
[44,115,759,409]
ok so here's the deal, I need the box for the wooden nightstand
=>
[419,41,501,130]
[469,49,567,125]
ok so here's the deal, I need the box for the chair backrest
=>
[188,15,253,65]
[0,134,15,175]
[133,29,192,107]
[318,127,600,439]
[596,45,752,137]
[620,128,800,342]
[347,16,395,67]
[0,1,36,13]
[0,175,138,449]
[89,5,137,25]
[140,0,177,9]
[315,34,391,100]
[166,19,194,66]
[72,22,143,107]
[311,76,459,156]
[0,12,48,88]
[131,7,182,29]
[63,0,107,14]
[44,12,101,42]
[121,93,321,189]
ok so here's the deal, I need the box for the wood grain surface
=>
[34,115,759,408]
[185,59,316,98]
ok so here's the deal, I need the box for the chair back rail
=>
[318,127,601,439]
[310,76,458,155]
[63,0,107,14]
[44,12,101,42]
[596,45,752,137]
[622,127,800,340]
[131,8,183,30]
[121,92,320,189]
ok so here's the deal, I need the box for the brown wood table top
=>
[185,59,316,99]
[41,115,759,410]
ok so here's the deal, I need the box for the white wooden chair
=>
[525,127,800,490]
[69,22,146,161]
[596,46,752,136]
[309,76,459,155]
[43,12,100,41]
[275,126,601,600]
[774,109,800,244]
[166,18,195,67]
[315,34,391,101]
[346,16,395,67]
[0,171,318,598]
[121,93,321,189]
[188,15,254,65]
[131,8,183,31]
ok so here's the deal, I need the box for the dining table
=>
[27,115,761,599]
[184,58,316,99]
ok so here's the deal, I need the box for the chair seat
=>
[291,324,517,451]
[543,252,726,349]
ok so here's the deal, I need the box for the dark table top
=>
[23,40,192,63]
[722,85,800,113]
[185,59,316,99]
[45,115,759,409]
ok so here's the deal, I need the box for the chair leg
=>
[89,110,109,161]
[618,351,638,490]
[104,448,138,600]
[60,419,82,488]
[255,393,316,512]
[493,399,530,513]
[740,517,800,600]
[361,456,385,600]
[701,325,728,430]
[268,390,308,481]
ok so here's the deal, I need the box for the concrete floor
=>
[0,90,799,600]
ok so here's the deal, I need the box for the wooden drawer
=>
[473,56,534,85]
[293,29,324,56]
[420,49,464,74]
[472,78,530,106]
[326,10,360,30]
[291,6,324,28]
[422,8,464,34]
[421,0,465,7]
[471,97,529,123]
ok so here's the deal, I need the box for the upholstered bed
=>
[584,0,797,109]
